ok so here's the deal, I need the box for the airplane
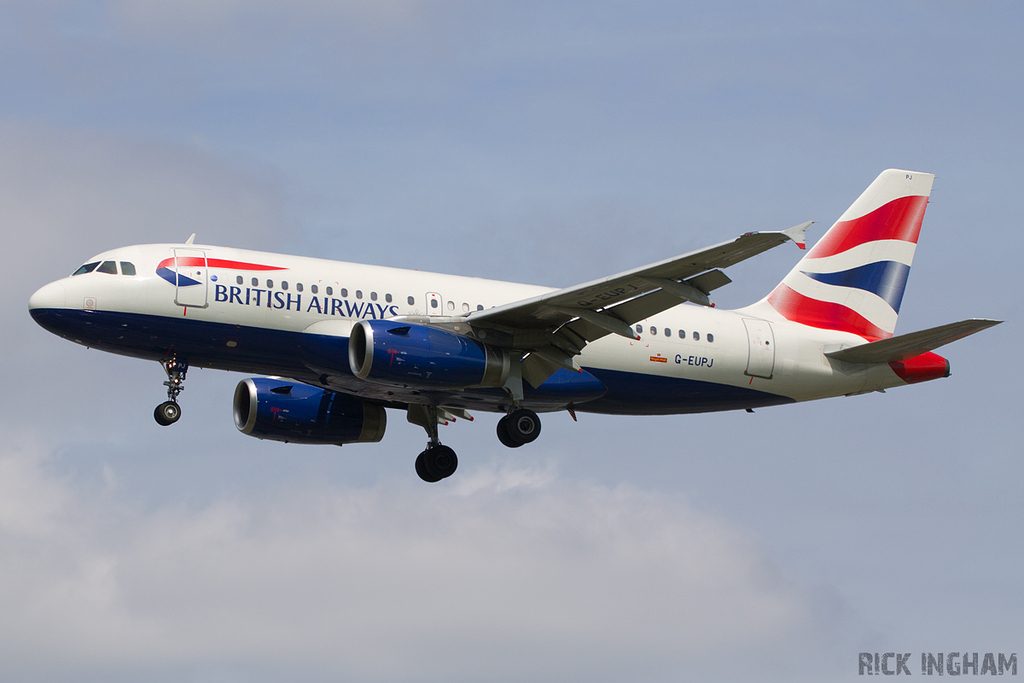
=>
[28,169,1000,482]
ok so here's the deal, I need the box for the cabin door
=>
[743,318,775,379]
[173,248,209,308]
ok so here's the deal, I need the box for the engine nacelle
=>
[348,319,510,388]
[233,377,386,446]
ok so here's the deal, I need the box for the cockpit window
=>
[97,261,118,275]
[120,262,136,276]
[72,262,100,276]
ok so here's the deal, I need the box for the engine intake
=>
[233,377,386,445]
[348,319,510,388]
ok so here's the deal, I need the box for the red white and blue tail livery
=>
[759,170,931,340]
[28,170,1000,482]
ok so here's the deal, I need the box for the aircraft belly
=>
[578,367,795,414]
[30,304,872,417]
[28,308,312,378]
[28,308,609,414]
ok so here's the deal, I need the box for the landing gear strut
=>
[154,357,188,426]
[496,408,541,448]
[414,405,458,483]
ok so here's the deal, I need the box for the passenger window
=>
[408,296,415,305]
[707,333,714,343]
[664,328,671,337]
[97,261,118,275]
[678,330,685,338]
[266,279,274,288]
[252,277,258,287]
[73,262,100,276]
[477,304,484,311]
[385,293,393,303]
[341,288,348,297]
[430,299,439,309]
[120,262,137,276]
[236,275,243,285]
[356,290,362,299]
[447,301,455,311]
[326,287,333,296]
[636,324,643,334]
[693,331,700,341]
[370,292,377,301]
[462,303,470,312]
[311,285,318,294]
[281,281,289,290]
[296,283,303,292]
[650,326,657,335]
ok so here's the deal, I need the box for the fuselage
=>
[29,242,919,417]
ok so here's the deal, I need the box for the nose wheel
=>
[154,400,181,426]
[154,357,188,426]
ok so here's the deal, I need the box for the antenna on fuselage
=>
[185,233,196,245]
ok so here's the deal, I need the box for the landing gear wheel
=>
[155,357,188,426]
[415,452,439,483]
[496,416,521,448]
[416,445,458,483]
[504,408,541,446]
[154,401,181,426]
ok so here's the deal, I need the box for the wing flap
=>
[825,318,1002,364]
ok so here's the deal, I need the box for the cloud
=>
[3,121,286,384]
[0,446,815,682]
[1,120,285,275]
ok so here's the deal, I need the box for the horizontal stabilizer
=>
[825,318,1002,364]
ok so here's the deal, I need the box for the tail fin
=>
[761,169,934,340]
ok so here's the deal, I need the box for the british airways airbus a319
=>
[29,170,1000,482]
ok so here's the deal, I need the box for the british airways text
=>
[214,284,398,319]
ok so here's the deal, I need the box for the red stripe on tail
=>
[767,284,889,340]
[807,195,928,259]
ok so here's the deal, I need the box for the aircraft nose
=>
[28,281,67,311]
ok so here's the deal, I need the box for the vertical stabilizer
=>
[755,169,934,339]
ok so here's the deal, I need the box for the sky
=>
[2,1,1022,681]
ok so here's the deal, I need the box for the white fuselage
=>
[29,242,909,416]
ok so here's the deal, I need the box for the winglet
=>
[185,233,197,245]
[780,221,813,250]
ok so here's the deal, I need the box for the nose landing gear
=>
[154,357,188,426]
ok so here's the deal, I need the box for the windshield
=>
[72,262,100,276]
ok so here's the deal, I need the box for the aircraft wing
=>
[466,222,811,386]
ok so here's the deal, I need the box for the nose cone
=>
[29,281,67,313]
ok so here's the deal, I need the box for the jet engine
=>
[233,377,386,445]
[348,319,510,388]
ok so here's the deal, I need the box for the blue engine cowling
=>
[233,377,387,445]
[348,319,510,388]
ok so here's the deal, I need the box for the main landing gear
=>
[496,408,541,448]
[154,357,188,426]
[408,405,542,483]
[414,406,458,483]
